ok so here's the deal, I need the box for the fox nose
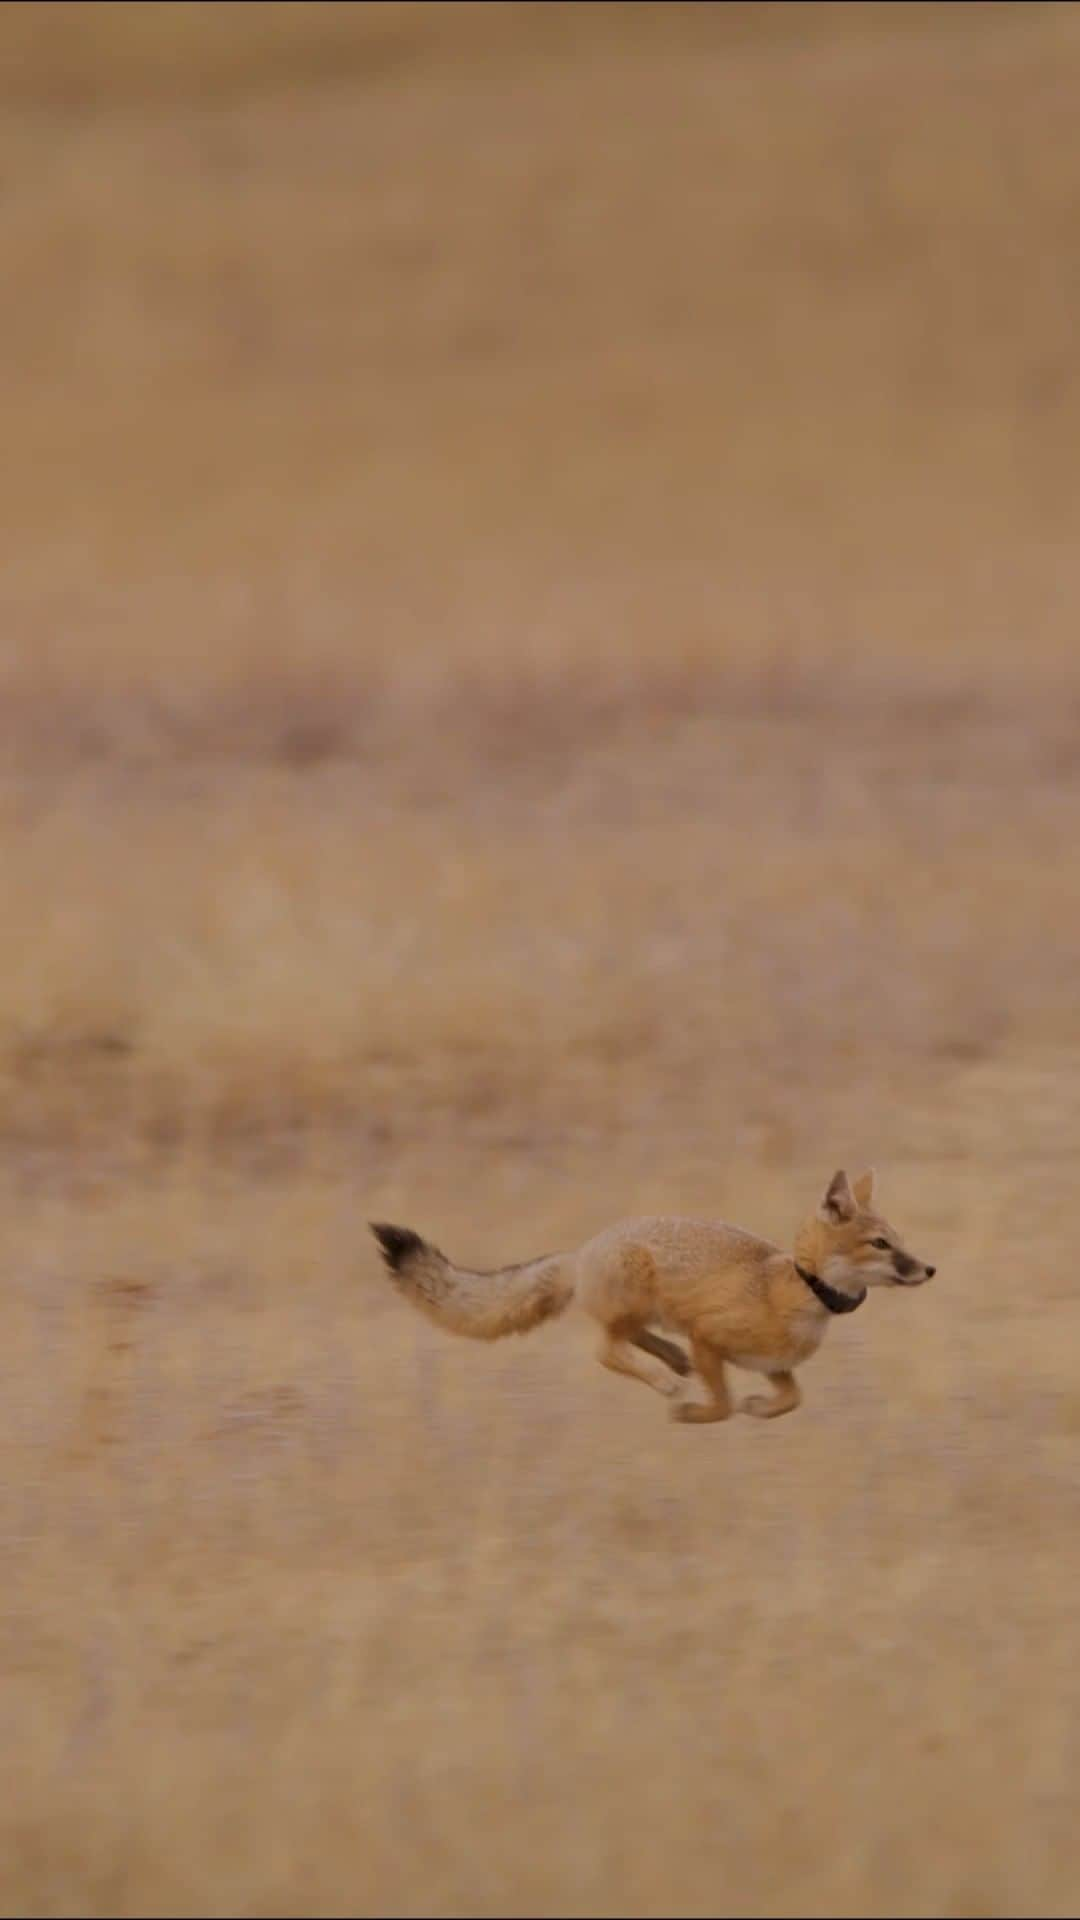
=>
[925,1265,936,1279]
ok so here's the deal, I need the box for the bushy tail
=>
[370,1222,574,1341]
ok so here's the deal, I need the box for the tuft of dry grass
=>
[3,4,1080,1915]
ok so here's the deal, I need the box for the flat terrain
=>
[3,4,1080,1913]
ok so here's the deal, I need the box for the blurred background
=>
[3,3,1080,1913]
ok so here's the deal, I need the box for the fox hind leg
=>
[631,1328,692,1378]
[598,1327,684,1400]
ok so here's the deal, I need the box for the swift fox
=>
[370,1169,934,1424]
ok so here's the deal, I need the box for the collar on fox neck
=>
[794,1262,867,1315]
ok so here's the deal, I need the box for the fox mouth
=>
[894,1271,931,1286]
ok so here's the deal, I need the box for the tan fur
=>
[371,1170,935,1425]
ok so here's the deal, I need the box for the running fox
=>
[370,1168,934,1424]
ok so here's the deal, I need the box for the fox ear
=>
[852,1168,876,1209]
[819,1169,856,1224]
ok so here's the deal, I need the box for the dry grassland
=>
[3,4,1080,1914]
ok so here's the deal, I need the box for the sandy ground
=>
[3,5,1080,1913]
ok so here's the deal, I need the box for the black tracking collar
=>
[795,1263,867,1315]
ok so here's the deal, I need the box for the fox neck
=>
[791,1257,866,1316]
[790,1217,868,1315]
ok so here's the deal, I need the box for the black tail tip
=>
[370,1221,426,1272]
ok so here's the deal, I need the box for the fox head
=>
[795,1169,936,1295]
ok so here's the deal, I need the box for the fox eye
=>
[870,1237,891,1251]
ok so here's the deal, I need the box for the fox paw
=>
[670,1399,699,1422]
[740,1395,774,1418]
[670,1399,728,1424]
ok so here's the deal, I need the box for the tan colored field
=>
[4,3,1080,1914]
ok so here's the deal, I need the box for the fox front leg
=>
[670,1340,731,1425]
[741,1371,801,1420]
